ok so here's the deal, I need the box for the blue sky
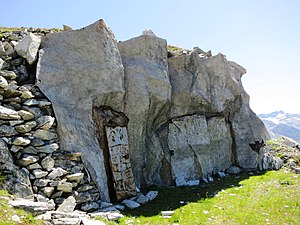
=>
[2,0,300,114]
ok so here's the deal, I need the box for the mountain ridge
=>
[259,111,300,142]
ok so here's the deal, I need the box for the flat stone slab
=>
[9,199,48,215]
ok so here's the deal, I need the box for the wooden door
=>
[106,126,136,201]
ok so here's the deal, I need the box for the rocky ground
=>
[265,137,300,174]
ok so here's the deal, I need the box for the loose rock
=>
[13,137,31,146]
[121,199,140,209]
[56,196,76,213]
[15,33,41,64]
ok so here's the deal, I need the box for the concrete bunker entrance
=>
[92,106,136,202]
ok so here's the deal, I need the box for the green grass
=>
[167,45,184,52]
[118,170,300,225]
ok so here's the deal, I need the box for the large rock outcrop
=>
[34,20,269,201]
[36,20,125,201]
[118,35,171,185]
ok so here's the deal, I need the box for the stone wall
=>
[1,20,271,206]
[0,28,102,213]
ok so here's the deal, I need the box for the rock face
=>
[37,20,125,201]
[1,19,271,207]
[118,35,171,185]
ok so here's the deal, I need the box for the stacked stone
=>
[0,29,101,213]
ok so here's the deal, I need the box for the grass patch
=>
[167,45,184,52]
[119,170,300,225]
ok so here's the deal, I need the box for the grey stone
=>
[0,140,33,198]
[51,211,85,219]
[146,191,158,201]
[100,201,113,208]
[21,146,38,154]
[22,106,42,118]
[0,42,4,52]
[31,138,45,147]
[37,19,125,201]
[41,156,55,170]
[175,176,187,187]
[13,137,31,146]
[186,180,200,186]
[273,157,283,170]
[27,163,42,170]
[57,180,73,193]
[35,194,48,202]
[98,206,119,213]
[294,167,300,174]
[42,187,55,197]
[81,202,100,212]
[0,106,21,120]
[36,143,59,153]
[217,171,226,178]
[50,181,59,187]
[18,110,35,120]
[20,90,35,99]
[0,58,4,70]
[47,199,56,211]
[32,169,48,179]
[52,218,80,225]
[33,179,50,187]
[15,124,32,133]
[9,199,48,215]
[202,178,208,183]
[11,214,21,223]
[23,99,40,106]
[66,173,84,183]
[114,204,125,211]
[48,167,68,179]
[107,212,124,221]
[75,192,92,204]
[0,76,8,89]
[162,211,174,218]
[36,116,55,130]
[51,191,63,198]
[76,184,94,192]
[136,194,149,204]
[33,129,57,141]
[0,140,13,163]
[9,120,24,126]
[0,125,17,136]
[0,70,17,80]
[142,29,156,36]
[38,100,52,107]
[226,166,241,174]
[15,33,41,64]
[17,155,38,166]
[56,196,76,213]
[10,145,23,153]
[54,197,65,205]
[121,199,140,209]
[24,120,37,129]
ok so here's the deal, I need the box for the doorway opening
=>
[92,106,136,202]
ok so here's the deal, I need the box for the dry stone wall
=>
[0,28,102,213]
[0,20,277,213]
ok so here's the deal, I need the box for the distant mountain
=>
[259,111,300,142]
